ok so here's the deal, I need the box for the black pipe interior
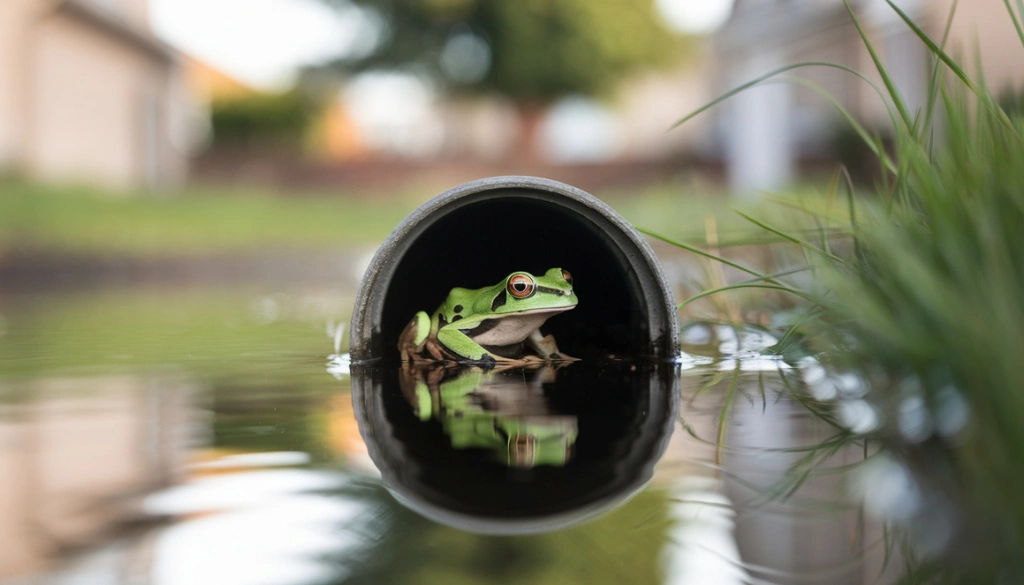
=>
[378,197,651,362]
[375,362,671,521]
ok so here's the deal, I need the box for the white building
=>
[714,0,1024,191]
[0,0,192,189]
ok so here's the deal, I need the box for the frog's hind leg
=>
[527,330,579,362]
[398,311,432,362]
[423,337,458,362]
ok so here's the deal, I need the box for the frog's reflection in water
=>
[399,365,579,468]
[352,361,677,534]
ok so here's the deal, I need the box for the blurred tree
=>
[326,0,683,99]
[314,0,686,156]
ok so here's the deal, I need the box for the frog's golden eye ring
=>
[561,269,573,286]
[508,274,536,299]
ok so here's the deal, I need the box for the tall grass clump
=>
[826,79,1024,580]
[823,3,1024,574]
[660,0,1024,579]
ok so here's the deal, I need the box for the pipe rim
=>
[350,175,680,362]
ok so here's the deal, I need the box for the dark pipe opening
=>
[351,177,678,362]
[382,198,640,361]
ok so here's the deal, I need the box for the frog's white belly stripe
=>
[468,308,571,346]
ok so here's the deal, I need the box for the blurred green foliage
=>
[209,90,317,149]
[327,483,673,585]
[319,0,685,102]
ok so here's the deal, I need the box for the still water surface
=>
[0,286,900,584]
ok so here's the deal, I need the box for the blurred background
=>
[2,0,1021,285]
[2,0,1020,198]
[2,0,1024,583]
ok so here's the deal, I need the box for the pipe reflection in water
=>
[398,364,578,468]
[351,361,678,534]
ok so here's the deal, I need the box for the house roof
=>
[181,55,257,101]
[54,0,177,64]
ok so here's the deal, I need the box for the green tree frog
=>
[397,268,578,364]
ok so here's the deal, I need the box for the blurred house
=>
[714,0,1024,191]
[0,376,193,579]
[0,0,192,190]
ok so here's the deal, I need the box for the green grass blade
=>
[715,363,741,466]
[770,306,824,351]
[843,0,914,131]
[1002,0,1024,58]
[637,226,769,280]
[703,231,853,248]
[758,371,767,413]
[880,523,894,578]
[840,166,864,264]
[734,210,846,264]
[681,283,825,309]
[758,193,853,224]
[884,0,974,91]
[677,266,815,310]
[687,370,729,409]
[668,61,898,131]
[883,0,1019,136]
[923,0,960,137]
[1018,0,1024,44]
[634,227,853,251]
[767,77,898,175]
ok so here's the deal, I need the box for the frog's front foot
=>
[476,352,517,369]
[465,352,533,371]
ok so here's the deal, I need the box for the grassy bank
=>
[0,182,427,257]
[0,179,850,261]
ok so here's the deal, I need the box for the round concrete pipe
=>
[350,176,679,363]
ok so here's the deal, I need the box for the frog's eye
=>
[561,269,573,286]
[508,274,536,299]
